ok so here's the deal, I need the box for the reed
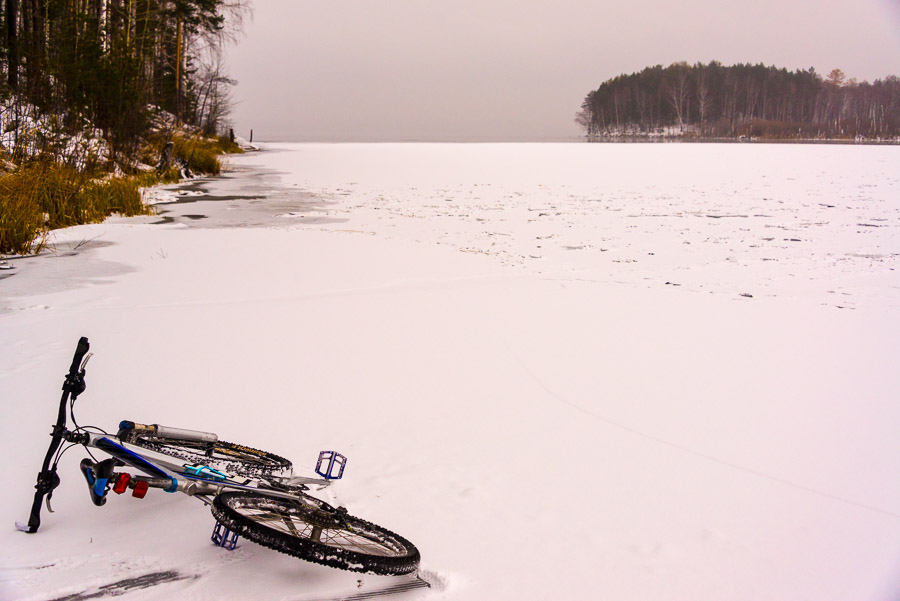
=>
[170,134,242,176]
[0,161,150,254]
[1,132,241,255]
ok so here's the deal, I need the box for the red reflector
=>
[132,480,149,499]
[113,473,132,495]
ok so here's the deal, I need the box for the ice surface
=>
[1,143,898,600]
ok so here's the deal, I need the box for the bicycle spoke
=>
[234,504,401,556]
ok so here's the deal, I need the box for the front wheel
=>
[131,437,292,477]
[211,492,419,575]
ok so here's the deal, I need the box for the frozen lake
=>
[228,142,900,307]
[1,143,898,601]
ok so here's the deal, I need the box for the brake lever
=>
[40,468,61,513]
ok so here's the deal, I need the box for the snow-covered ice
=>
[1,142,899,600]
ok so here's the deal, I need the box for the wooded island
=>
[577,62,900,141]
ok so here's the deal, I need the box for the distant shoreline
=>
[583,136,900,145]
[252,135,585,144]
[247,137,899,145]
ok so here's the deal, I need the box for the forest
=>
[576,62,900,140]
[0,0,245,162]
[0,1,247,255]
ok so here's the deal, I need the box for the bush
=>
[172,136,220,175]
[214,135,244,154]
[1,132,239,254]
[0,180,46,254]
[0,161,150,254]
[170,134,245,175]
[83,177,145,216]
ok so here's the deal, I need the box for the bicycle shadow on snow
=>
[28,544,435,601]
[39,569,432,601]
[44,570,198,601]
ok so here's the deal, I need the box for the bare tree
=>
[667,62,690,130]
[194,43,236,134]
[695,65,712,134]
[574,106,595,137]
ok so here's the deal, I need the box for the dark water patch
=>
[168,193,267,204]
[141,155,342,230]
[277,216,350,225]
[0,258,18,279]
[172,178,212,193]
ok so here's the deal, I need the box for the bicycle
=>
[17,337,420,576]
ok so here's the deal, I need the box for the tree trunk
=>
[6,0,18,89]
[175,12,182,119]
[30,0,43,76]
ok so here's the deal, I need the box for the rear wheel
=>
[211,492,420,575]
[132,437,292,477]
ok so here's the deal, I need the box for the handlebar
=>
[68,337,90,379]
[63,337,90,400]
[19,337,90,533]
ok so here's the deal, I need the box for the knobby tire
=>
[211,492,419,575]
[130,437,292,477]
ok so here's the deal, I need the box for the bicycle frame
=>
[80,431,320,504]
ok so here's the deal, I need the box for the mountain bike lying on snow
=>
[18,337,420,576]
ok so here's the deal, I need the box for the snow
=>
[0,100,109,166]
[1,143,899,600]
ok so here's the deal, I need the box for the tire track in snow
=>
[291,573,432,601]
[504,342,900,520]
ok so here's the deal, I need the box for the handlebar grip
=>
[68,337,90,375]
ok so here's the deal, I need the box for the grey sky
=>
[226,0,900,142]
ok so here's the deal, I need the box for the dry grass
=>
[170,134,243,176]
[1,133,242,255]
[0,161,149,254]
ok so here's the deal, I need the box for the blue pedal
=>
[211,521,239,550]
[315,451,347,480]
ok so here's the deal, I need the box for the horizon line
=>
[240,134,586,144]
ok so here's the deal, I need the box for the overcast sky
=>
[225,0,900,142]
